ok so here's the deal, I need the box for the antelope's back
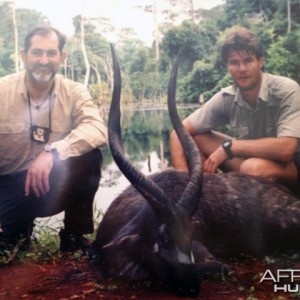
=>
[195,172,300,258]
[94,169,300,266]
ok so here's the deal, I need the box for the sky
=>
[14,0,224,45]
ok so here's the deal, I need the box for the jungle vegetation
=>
[0,0,299,107]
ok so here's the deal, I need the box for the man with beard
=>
[0,27,107,252]
[170,27,300,194]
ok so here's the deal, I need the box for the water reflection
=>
[95,106,197,211]
[36,105,198,229]
[95,151,163,213]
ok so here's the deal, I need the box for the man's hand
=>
[203,146,228,174]
[25,152,54,197]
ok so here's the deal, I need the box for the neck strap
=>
[27,86,54,131]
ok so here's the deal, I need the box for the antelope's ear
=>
[102,216,142,250]
[103,203,158,251]
[103,233,140,250]
[104,203,155,250]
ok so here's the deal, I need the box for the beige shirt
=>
[0,71,107,175]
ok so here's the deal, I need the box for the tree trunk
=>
[287,0,291,33]
[80,1,90,87]
[153,0,160,61]
[188,0,195,22]
[91,65,101,83]
[12,1,19,72]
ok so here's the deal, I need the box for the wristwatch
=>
[44,144,56,153]
[222,139,234,159]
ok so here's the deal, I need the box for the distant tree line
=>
[0,0,299,106]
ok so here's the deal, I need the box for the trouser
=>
[0,149,102,243]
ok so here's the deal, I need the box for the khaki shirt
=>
[188,73,300,154]
[0,71,107,175]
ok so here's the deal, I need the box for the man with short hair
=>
[170,27,300,194]
[0,27,107,252]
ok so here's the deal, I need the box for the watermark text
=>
[260,269,300,293]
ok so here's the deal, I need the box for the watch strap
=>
[222,140,234,159]
[44,144,56,153]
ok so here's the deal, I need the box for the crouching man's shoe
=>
[59,229,91,254]
[0,222,34,253]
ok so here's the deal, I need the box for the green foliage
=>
[265,29,300,82]
[0,5,49,75]
[0,0,299,104]
[88,82,110,106]
[123,45,163,101]
[180,60,221,103]
[266,36,292,75]
[0,227,60,266]
[203,73,233,101]
[161,21,201,60]
[0,206,105,266]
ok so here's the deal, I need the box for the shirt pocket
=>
[50,119,73,143]
[0,121,27,170]
[0,122,25,134]
[230,125,249,139]
[51,118,72,133]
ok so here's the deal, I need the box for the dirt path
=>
[0,254,298,300]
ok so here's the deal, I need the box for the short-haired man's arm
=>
[230,136,298,162]
[203,135,298,176]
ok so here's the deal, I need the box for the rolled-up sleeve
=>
[188,91,230,133]
[50,78,107,160]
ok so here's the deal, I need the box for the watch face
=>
[223,140,233,159]
[224,141,230,147]
[44,145,54,152]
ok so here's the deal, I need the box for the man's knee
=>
[193,131,218,145]
[52,148,102,185]
[75,148,103,188]
[75,148,102,174]
[240,158,269,178]
[42,149,103,216]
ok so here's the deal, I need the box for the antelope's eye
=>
[161,234,174,249]
[159,224,173,247]
[163,236,170,244]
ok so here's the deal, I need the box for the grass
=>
[0,223,62,266]
[0,207,105,266]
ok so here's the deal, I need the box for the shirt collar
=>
[20,71,58,100]
[258,73,269,103]
[221,73,270,108]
